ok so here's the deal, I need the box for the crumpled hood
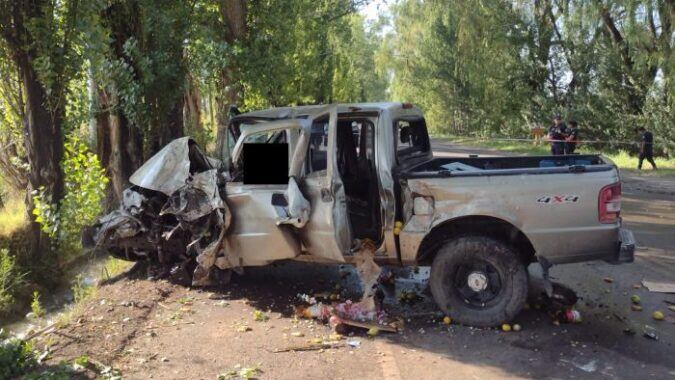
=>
[129,137,193,195]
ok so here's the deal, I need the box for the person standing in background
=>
[547,114,566,155]
[637,127,657,170]
[565,120,579,154]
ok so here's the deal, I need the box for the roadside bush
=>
[0,248,25,314]
[0,339,36,379]
[33,135,109,255]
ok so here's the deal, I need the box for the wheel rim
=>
[452,260,503,308]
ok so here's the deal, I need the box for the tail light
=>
[598,182,621,223]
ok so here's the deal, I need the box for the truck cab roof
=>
[231,102,423,122]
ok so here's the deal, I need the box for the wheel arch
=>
[416,215,536,266]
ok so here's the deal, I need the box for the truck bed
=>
[400,154,614,179]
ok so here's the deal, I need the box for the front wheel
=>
[429,236,528,327]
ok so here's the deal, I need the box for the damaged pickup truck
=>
[84,103,635,327]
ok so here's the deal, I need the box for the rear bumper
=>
[538,227,635,265]
[605,228,635,264]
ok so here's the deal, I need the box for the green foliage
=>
[24,365,75,380]
[188,0,387,114]
[0,340,75,380]
[33,135,108,254]
[71,274,94,303]
[0,339,36,379]
[385,0,674,153]
[0,248,26,312]
[218,363,262,380]
[30,290,45,318]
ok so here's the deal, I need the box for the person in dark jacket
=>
[637,127,657,170]
[564,120,579,154]
[547,114,566,155]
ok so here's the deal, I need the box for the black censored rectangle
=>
[242,143,289,185]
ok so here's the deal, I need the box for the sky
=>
[361,0,390,23]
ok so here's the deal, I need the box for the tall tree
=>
[0,0,76,258]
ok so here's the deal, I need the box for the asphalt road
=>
[38,141,675,379]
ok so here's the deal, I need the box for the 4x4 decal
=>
[537,195,580,204]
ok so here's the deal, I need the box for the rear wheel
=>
[429,236,528,327]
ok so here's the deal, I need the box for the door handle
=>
[320,188,333,202]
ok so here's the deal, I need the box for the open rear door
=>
[298,106,352,262]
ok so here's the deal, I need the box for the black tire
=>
[430,236,528,327]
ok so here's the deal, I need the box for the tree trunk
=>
[184,76,204,144]
[214,0,248,160]
[214,71,241,160]
[162,96,184,148]
[17,50,64,259]
[1,0,66,259]
[596,2,645,114]
[94,86,143,205]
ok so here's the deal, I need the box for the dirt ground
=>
[34,142,675,379]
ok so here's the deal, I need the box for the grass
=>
[437,135,675,178]
[0,195,27,238]
[0,192,133,322]
[101,257,133,280]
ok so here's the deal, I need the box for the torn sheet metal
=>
[642,280,675,293]
[278,176,310,228]
[121,188,146,214]
[128,137,214,196]
[160,169,226,223]
[352,239,382,312]
[94,209,145,241]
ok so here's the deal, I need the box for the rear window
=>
[395,119,430,161]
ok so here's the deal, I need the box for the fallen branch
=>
[24,321,58,341]
[339,318,398,333]
[273,341,344,353]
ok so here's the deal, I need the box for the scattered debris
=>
[253,310,269,322]
[513,324,522,332]
[603,277,614,283]
[293,240,401,336]
[642,280,675,294]
[331,315,397,333]
[218,364,262,380]
[273,341,343,353]
[352,239,383,312]
[652,311,665,321]
[442,316,452,325]
[631,295,641,304]
[346,339,361,348]
[643,326,659,340]
[562,309,582,323]
[290,331,304,337]
[574,360,598,373]
[502,324,512,332]
[631,304,643,312]
[398,289,421,304]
